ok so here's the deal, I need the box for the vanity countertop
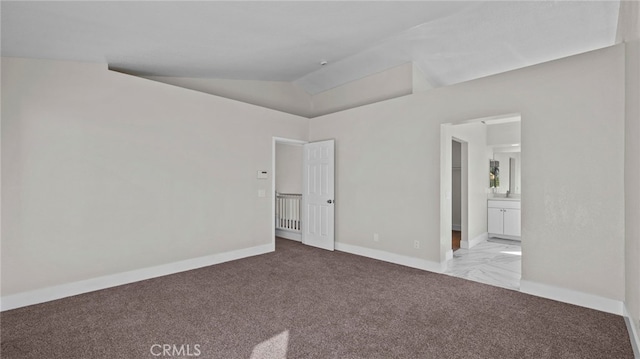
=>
[488,196,521,202]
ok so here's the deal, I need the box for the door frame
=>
[271,137,308,251]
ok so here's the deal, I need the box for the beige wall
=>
[450,122,491,245]
[144,63,415,119]
[412,63,435,93]
[275,143,303,194]
[309,45,625,301]
[311,63,413,117]
[142,76,314,118]
[619,0,640,343]
[625,37,640,344]
[487,122,521,146]
[1,57,309,295]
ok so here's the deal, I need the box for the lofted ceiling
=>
[1,1,621,95]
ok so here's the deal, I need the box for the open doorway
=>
[271,137,336,252]
[441,114,522,291]
[272,138,306,250]
[451,138,464,252]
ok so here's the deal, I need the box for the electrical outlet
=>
[373,233,379,242]
[414,240,420,249]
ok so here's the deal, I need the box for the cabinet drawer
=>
[488,200,521,209]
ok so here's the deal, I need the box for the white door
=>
[301,140,335,251]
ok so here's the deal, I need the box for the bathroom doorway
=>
[441,114,523,291]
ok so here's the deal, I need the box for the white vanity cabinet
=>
[487,200,521,240]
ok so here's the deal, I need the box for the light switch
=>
[257,171,268,179]
[258,189,266,198]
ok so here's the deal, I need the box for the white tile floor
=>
[443,238,522,291]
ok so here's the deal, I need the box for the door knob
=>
[327,199,333,204]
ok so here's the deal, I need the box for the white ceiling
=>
[1,1,621,95]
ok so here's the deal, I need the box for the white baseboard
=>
[275,229,301,241]
[623,304,640,358]
[452,224,461,231]
[335,242,445,273]
[445,249,454,261]
[520,280,623,315]
[461,232,487,249]
[488,233,521,241]
[1,243,273,312]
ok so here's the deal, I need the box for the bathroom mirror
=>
[492,151,520,195]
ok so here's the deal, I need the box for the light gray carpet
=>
[1,238,634,358]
